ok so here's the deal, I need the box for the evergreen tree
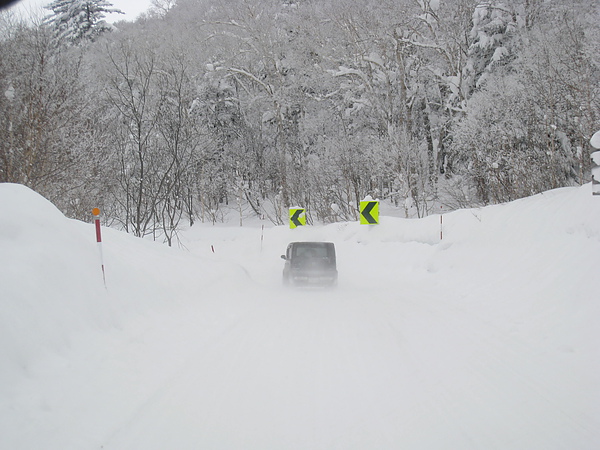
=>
[44,0,123,44]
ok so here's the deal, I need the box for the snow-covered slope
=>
[1,182,599,449]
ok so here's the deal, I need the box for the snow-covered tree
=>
[3,0,597,226]
[450,72,571,204]
[463,1,518,96]
[0,14,108,220]
[44,0,123,44]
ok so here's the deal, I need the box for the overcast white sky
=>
[6,0,154,22]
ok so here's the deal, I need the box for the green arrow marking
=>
[360,201,378,224]
[290,209,305,227]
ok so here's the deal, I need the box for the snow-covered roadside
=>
[0,183,257,448]
[1,182,599,449]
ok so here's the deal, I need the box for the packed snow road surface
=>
[101,287,597,450]
[1,183,599,449]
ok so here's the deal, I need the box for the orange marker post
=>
[92,208,106,286]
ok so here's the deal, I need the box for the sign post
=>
[592,156,600,196]
[92,208,106,287]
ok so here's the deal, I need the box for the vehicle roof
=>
[289,241,334,245]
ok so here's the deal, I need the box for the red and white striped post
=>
[92,208,106,286]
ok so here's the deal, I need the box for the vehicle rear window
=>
[293,244,329,258]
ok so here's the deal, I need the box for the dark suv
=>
[281,242,337,287]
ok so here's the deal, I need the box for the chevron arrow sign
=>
[289,208,306,229]
[360,200,379,225]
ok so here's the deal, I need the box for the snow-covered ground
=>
[1,182,599,449]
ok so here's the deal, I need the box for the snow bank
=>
[0,184,110,380]
[0,183,243,386]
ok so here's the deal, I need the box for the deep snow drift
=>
[1,182,599,449]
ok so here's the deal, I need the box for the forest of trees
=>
[1,0,599,244]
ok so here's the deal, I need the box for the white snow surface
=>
[1,182,599,449]
[590,130,600,149]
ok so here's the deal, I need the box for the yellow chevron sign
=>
[289,208,306,228]
[360,200,379,224]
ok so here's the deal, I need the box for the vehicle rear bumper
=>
[290,271,338,286]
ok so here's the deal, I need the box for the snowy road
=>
[2,184,599,449]
[95,280,596,450]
